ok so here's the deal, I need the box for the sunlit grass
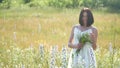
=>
[0,7,120,68]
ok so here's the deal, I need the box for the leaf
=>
[76,33,92,55]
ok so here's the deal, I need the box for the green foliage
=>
[76,33,92,56]
[0,0,11,9]
[79,33,92,44]
[107,0,120,10]
[23,0,31,4]
[26,0,50,7]
[0,0,3,3]
[0,0,120,10]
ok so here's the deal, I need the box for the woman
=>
[67,8,98,68]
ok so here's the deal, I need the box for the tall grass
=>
[0,44,120,68]
[0,8,120,68]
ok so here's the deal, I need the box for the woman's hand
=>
[76,43,83,49]
[90,33,95,43]
[90,27,98,50]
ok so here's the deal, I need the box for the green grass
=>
[0,7,120,68]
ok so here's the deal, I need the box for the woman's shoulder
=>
[91,25,98,32]
[71,24,79,32]
[72,24,79,28]
[91,25,97,30]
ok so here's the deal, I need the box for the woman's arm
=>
[91,27,98,50]
[68,25,83,49]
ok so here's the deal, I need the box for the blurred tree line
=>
[0,0,120,10]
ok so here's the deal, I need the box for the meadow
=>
[0,7,120,68]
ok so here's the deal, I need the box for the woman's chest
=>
[73,27,92,40]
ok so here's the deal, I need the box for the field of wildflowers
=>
[0,8,120,68]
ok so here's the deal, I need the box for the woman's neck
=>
[82,25,87,28]
[81,25,91,30]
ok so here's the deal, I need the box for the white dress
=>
[67,27,97,68]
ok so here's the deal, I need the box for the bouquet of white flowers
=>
[76,33,92,56]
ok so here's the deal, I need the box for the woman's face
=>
[82,12,88,26]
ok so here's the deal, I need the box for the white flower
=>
[39,44,44,58]
[109,42,113,53]
[49,46,56,68]
[22,64,25,68]
[61,46,67,68]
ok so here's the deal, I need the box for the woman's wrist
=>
[68,43,78,49]
[91,39,95,43]
[68,43,83,49]
[91,41,96,45]
[74,44,79,48]
[77,43,83,49]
